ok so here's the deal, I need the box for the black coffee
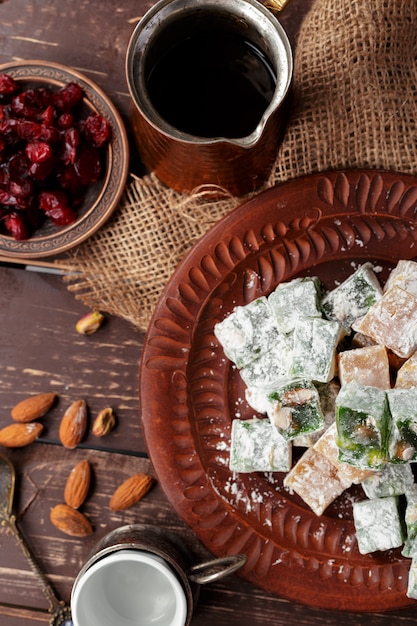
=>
[145,22,277,139]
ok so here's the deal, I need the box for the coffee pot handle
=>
[188,554,247,585]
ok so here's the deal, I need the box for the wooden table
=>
[0,1,417,625]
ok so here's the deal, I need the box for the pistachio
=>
[92,407,116,437]
[75,311,104,335]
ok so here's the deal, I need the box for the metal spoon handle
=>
[3,515,72,625]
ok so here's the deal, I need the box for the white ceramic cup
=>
[71,549,188,626]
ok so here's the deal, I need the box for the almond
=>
[64,460,91,509]
[0,422,43,447]
[109,473,153,511]
[59,399,87,449]
[11,392,57,423]
[50,503,93,537]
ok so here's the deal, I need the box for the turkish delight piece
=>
[402,485,417,558]
[384,259,417,298]
[353,285,417,359]
[292,380,340,447]
[214,297,280,368]
[407,558,417,598]
[395,351,417,389]
[289,317,344,383]
[284,446,351,516]
[387,387,417,462]
[352,496,404,554]
[361,462,414,499]
[267,380,324,441]
[338,344,391,389]
[229,417,292,473]
[268,276,322,334]
[239,332,293,388]
[321,263,382,331]
[335,381,390,470]
[314,423,374,484]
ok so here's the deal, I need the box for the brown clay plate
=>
[0,60,129,258]
[140,169,417,612]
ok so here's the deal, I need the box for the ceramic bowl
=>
[0,60,129,258]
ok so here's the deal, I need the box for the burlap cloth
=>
[59,0,417,331]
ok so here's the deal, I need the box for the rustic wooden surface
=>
[1,1,417,625]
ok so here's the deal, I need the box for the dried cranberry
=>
[11,88,46,120]
[38,189,67,211]
[38,190,77,225]
[57,163,84,194]
[25,141,54,163]
[39,125,60,143]
[42,105,55,126]
[9,177,33,201]
[44,204,77,226]
[74,142,101,186]
[0,189,16,205]
[57,113,74,130]
[3,212,29,240]
[0,74,110,240]
[60,127,79,165]
[16,119,43,141]
[0,74,19,95]
[53,82,84,112]
[83,114,111,148]
[28,157,57,181]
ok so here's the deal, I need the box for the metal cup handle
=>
[187,554,247,585]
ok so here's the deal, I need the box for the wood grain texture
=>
[3,0,415,624]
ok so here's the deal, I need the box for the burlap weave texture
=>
[61,0,417,331]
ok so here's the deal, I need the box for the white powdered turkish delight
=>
[229,417,291,473]
[239,333,293,389]
[266,380,324,441]
[284,446,351,516]
[353,285,417,359]
[268,276,322,334]
[386,387,417,462]
[321,263,382,331]
[384,259,417,298]
[402,485,417,558]
[336,381,390,470]
[214,297,280,368]
[338,344,391,389]
[361,463,414,499]
[353,496,404,554]
[289,317,344,383]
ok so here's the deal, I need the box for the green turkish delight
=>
[229,417,291,473]
[386,387,417,462]
[321,262,382,330]
[239,333,293,389]
[290,317,344,383]
[361,462,414,499]
[268,276,322,334]
[336,381,390,470]
[267,380,324,441]
[352,496,404,554]
[214,297,280,368]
